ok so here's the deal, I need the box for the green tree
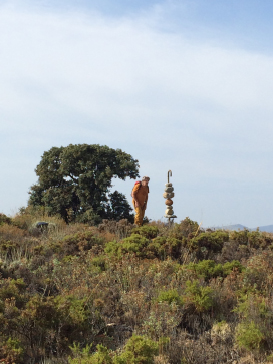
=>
[28,144,139,223]
[106,191,134,222]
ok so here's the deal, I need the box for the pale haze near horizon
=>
[1,0,273,228]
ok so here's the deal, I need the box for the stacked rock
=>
[163,180,177,219]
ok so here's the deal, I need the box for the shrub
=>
[147,237,166,259]
[0,213,11,226]
[171,217,200,240]
[68,343,112,364]
[53,229,106,257]
[147,237,182,260]
[241,252,273,292]
[69,336,159,364]
[91,256,107,272]
[162,238,182,260]
[187,260,223,281]
[0,224,27,243]
[104,240,120,256]
[189,231,229,259]
[17,292,104,355]
[69,336,160,364]
[131,225,159,239]
[246,231,273,249]
[234,293,273,322]
[21,295,59,332]
[12,211,35,231]
[247,231,264,249]
[0,337,24,364]
[222,260,244,275]
[105,233,182,260]
[235,321,264,351]
[90,345,113,364]
[120,235,149,256]
[142,303,182,339]
[0,278,26,307]
[229,230,249,245]
[183,280,214,313]
[114,335,159,364]
[233,292,273,354]
[54,294,89,326]
[105,234,149,258]
[211,321,232,344]
[186,260,244,281]
[156,289,184,306]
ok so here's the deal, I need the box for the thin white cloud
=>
[1,2,273,226]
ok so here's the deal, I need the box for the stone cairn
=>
[163,170,177,224]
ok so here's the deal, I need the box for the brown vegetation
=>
[1,211,273,363]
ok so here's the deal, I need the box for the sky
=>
[1,0,273,228]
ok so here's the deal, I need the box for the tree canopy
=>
[28,144,140,223]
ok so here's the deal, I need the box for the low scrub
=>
[1,212,273,363]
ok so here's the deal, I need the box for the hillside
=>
[254,224,273,233]
[210,224,273,233]
[210,224,248,231]
[1,211,273,363]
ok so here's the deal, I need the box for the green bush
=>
[121,235,149,256]
[156,289,184,306]
[235,321,264,351]
[234,293,273,321]
[229,230,249,245]
[54,294,89,326]
[147,237,182,260]
[69,343,112,364]
[104,240,119,256]
[16,292,104,355]
[0,240,20,257]
[184,280,214,313]
[105,234,149,258]
[187,260,223,281]
[163,238,182,259]
[222,260,244,275]
[75,208,102,226]
[90,345,113,364]
[147,237,166,259]
[170,217,200,239]
[69,336,159,364]
[233,293,273,353]
[91,256,107,272]
[188,231,229,259]
[21,295,59,331]
[246,231,273,249]
[0,337,25,364]
[0,278,26,307]
[247,231,263,249]
[186,260,244,281]
[131,225,159,239]
[105,233,182,260]
[240,253,273,292]
[113,335,159,364]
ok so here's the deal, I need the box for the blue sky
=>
[1,0,273,227]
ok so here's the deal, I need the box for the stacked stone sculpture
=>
[163,170,177,220]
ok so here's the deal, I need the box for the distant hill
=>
[252,225,273,233]
[209,224,248,231]
[208,224,273,233]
